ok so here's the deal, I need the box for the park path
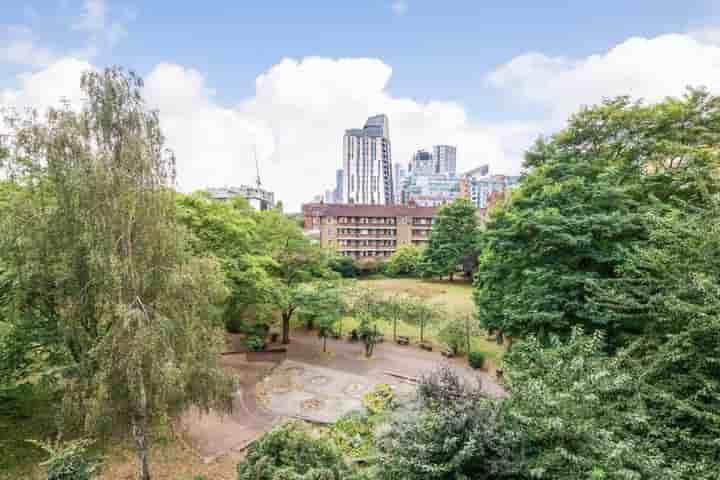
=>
[182,330,505,461]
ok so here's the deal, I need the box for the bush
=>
[355,257,386,277]
[330,411,374,458]
[29,438,102,480]
[328,255,358,278]
[386,245,422,277]
[238,420,351,480]
[362,384,395,415]
[243,335,266,351]
[468,351,485,369]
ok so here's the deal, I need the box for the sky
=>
[1,1,720,211]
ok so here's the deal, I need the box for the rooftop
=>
[302,202,437,218]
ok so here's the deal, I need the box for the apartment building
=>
[302,203,437,258]
[343,114,394,205]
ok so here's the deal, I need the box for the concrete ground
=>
[182,330,505,461]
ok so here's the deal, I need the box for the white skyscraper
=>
[433,145,457,175]
[343,114,394,205]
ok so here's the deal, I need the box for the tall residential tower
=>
[343,114,394,205]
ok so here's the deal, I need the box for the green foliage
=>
[437,314,480,355]
[419,198,478,279]
[0,68,236,480]
[243,335,266,352]
[467,351,485,369]
[329,412,375,459]
[375,367,520,480]
[385,244,421,277]
[362,384,395,415]
[403,296,442,343]
[328,255,358,278]
[29,438,102,480]
[238,420,351,480]
[475,89,720,345]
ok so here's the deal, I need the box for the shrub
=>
[362,384,395,415]
[29,438,102,480]
[386,245,422,277]
[243,335,266,351]
[328,255,358,278]
[238,420,351,480]
[330,411,374,459]
[468,351,485,369]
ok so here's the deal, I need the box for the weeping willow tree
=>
[0,68,236,480]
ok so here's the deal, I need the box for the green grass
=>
[351,277,505,366]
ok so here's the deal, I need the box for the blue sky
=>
[1,1,719,209]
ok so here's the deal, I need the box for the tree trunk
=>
[465,316,471,355]
[323,335,327,353]
[449,272,454,281]
[393,317,397,342]
[282,312,290,344]
[420,321,425,343]
[131,415,151,480]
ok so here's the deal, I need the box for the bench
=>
[441,347,455,358]
[418,341,433,351]
[396,335,410,346]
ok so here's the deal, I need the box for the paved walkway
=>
[182,330,505,461]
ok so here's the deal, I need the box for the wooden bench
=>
[396,335,410,346]
[441,347,455,358]
[418,341,433,351]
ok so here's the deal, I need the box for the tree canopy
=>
[474,88,720,345]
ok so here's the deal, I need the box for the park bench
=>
[396,335,410,345]
[418,340,433,351]
[440,347,455,358]
[348,329,360,342]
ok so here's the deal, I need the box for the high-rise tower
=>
[343,114,394,205]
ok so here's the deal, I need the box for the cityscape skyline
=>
[1,1,719,211]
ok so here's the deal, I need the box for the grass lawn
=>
[347,277,505,367]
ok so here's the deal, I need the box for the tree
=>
[419,198,478,280]
[475,89,720,345]
[238,420,352,480]
[347,287,383,357]
[270,234,333,344]
[376,293,410,343]
[405,297,442,343]
[296,281,345,352]
[375,367,521,480]
[0,68,235,480]
[438,313,481,355]
[386,244,422,277]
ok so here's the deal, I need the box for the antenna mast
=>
[254,145,262,189]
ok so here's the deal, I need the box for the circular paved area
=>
[182,330,505,461]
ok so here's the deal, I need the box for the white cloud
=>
[391,1,408,16]
[1,56,529,211]
[487,32,720,125]
[71,0,128,58]
[0,25,55,67]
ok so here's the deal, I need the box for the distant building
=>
[433,145,457,175]
[411,149,435,176]
[343,114,394,205]
[462,174,521,209]
[335,169,345,203]
[324,190,335,203]
[206,185,275,210]
[393,162,407,204]
[302,203,437,258]
[463,164,489,178]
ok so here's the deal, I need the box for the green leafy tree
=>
[405,297,442,343]
[238,420,352,480]
[438,313,480,355]
[420,198,478,280]
[376,367,521,480]
[475,89,720,345]
[269,234,333,344]
[386,244,422,277]
[0,68,235,480]
[296,281,345,352]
